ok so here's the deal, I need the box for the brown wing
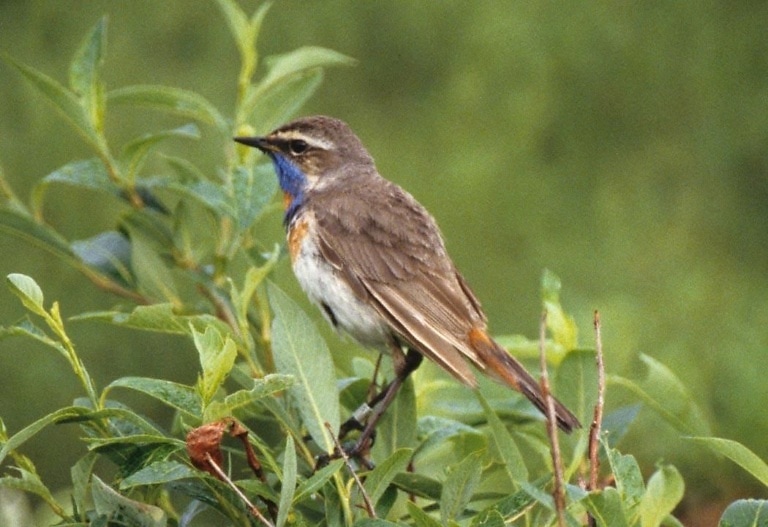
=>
[309,175,488,386]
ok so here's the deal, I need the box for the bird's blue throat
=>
[269,153,308,226]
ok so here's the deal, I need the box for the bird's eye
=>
[288,139,309,155]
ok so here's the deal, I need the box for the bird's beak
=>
[233,136,276,153]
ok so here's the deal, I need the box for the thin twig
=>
[539,311,566,527]
[324,422,376,518]
[204,452,274,527]
[589,311,605,489]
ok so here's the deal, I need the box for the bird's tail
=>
[468,328,581,433]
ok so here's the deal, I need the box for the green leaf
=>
[608,354,710,436]
[476,391,527,484]
[193,326,238,409]
[127,227,179,303]
[268,282,339,453]
[230,163,279,233]
[241,46,356,125]
[0,468,61,515]
[541,269,578,355]
[233,249,280,326]
[293,458,344,503]
[0,317,67,359]
[71,231,132,283]
[407,501,443,527]
[582,487,629,527]
[248,68,324,133]
[86,434,183,452]
[120,124,200,183]
[605,444,644,515]
[276,435,297,527]
[106,377,201,419]
[471,489,536,526]
[33,158,119,217]
[76,303,231,337]
[216,0,271,90]
[353,520,401,527]
[205,373,296,421]
[555,348,598,429]
[6,273,45,316]
[363,448,413,507]
[148,177,231,218]
[108,85,228,132]
[120,460,196,489]
[71,452,98,513]
[373,376,417,460]
[392,472,443,501]
[2,53,101,149]
[0,209,81,271]
[0,407,89,465]
[686,437,768,488]
[441,450,485,524]
[472,510,505,527]
[719,500,768,527]
[639,464,684,527]
[92,475,166,527]
[69,17,107,134]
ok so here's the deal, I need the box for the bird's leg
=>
[341,347,423,460]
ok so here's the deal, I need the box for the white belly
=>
[291,226,390,350]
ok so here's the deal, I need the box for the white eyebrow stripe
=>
[274,130,334,151]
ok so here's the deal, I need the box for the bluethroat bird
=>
[235,116,580,456]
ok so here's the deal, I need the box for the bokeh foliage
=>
[0,0,766,520]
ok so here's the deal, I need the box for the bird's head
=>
[235,116,374,195]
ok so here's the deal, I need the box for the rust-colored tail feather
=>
[470,329,581,433]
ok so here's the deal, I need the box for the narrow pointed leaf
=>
[407,502,443,527]
[373,376,416,460]
[75,303,231,337]
[120,124,200,182]
[3,53,100,148]
[106,377,201,419]
[441,450,485,524]
[108,85,228,132]
[32,158,119,217]
[293,459,344,503]
[120,460,196,489]
[268,282,339,453]
[92,475,166,526]
[608,354,710,436]
[0,407,89,465]
[477,391,527,484]
[69,17,107,132]
[363,448,413,507]
[0,468,60,513]
[205,374,295,420]
[0,209,81,270]
[247,68,324,132]
[242,46,355,124]
[686,437,768,488]
[276,435,297,527]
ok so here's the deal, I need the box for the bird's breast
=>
[288,213,390,350]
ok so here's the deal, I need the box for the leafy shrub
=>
[0,2,766,526]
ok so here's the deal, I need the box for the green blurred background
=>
[1,1,766,521]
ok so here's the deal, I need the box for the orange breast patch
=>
[287,219,310,262]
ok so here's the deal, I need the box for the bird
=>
[234,116,580,456]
